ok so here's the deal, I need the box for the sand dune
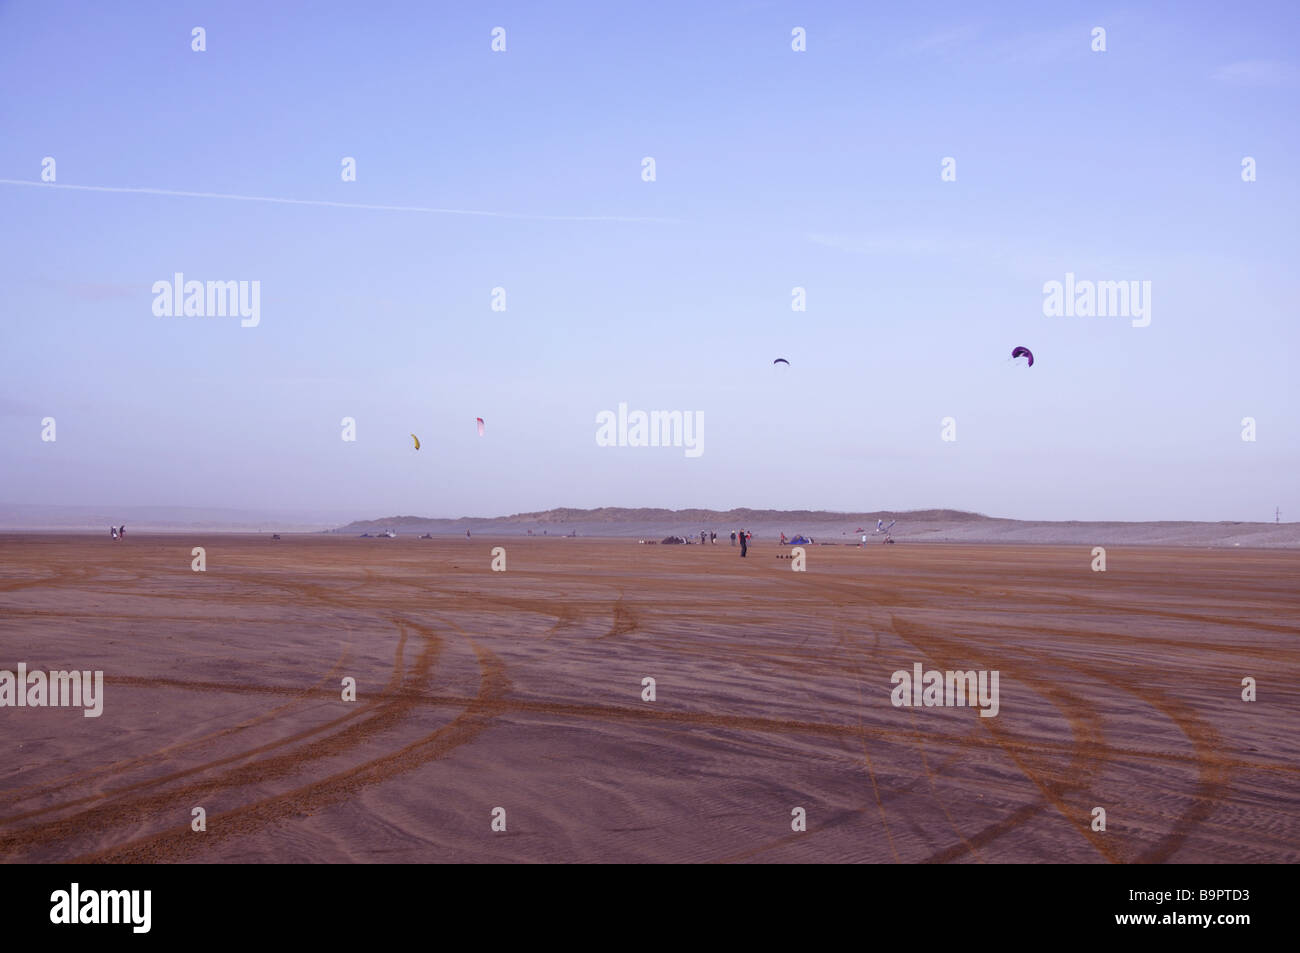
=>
[0,534,1296,863]
[337,508,1300,548]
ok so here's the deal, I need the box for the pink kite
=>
[476,417,485,437]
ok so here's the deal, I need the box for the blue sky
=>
[1,0,1296,521]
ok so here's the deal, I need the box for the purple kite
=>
[1011,346,1034,367]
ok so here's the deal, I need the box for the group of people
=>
[642,529,760,554]
[662,532,719,544]
[108,524,126,540]
[658,530,751,550]
[651,527,890,554]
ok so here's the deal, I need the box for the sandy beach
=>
[0,534,1296,863]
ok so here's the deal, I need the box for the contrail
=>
[0,179,681,224]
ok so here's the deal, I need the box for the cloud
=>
[993,23,1094,66]
[0,394,42,417]
[806,232,950,256]
[0,179,682,225]
[1211,60,1299,87]
[902,20,1118,67]
[66,282,136,301]
[908,25,980,54]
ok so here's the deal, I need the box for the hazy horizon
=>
[3,1,1296,522]
[1,500,1293,532]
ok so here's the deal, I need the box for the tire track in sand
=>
[0,645,353,802]
[77,637,510,862]
[0,616,435,853]
[886,615,1118,863]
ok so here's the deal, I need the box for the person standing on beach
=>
[739,529,747,557]
[730,531,736,546]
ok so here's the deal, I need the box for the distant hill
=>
[334,506,983,534]
[331,508,1300,547]
[4,503,1292,546]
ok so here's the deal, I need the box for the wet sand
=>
[1,534,1296,863]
